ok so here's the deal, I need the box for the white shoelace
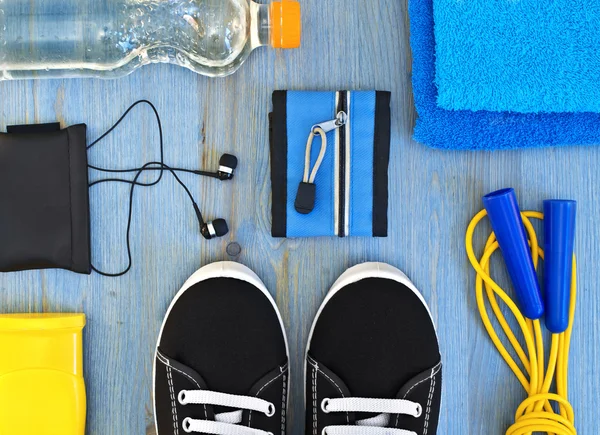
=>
[320,397,422,435]
[178,389,276,435]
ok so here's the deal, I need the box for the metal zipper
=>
[312,111,347,134]
[336,91,350,237]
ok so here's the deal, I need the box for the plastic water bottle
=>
[0,0,301,80]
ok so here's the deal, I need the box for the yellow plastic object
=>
[270,1,302,49]
[0,313,86,435]
[466,211,577,435]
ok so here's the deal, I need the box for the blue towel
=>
[433,1,600,113]
[410,0,600,150]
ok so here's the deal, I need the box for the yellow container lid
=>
[0,313,86,331]
[270,1,302,49]
[0,313,87,435]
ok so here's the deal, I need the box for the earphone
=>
[196,153,238,181]
[187,155,238,239]
[194,201,230,240]
[194,154,237,239]
[87,100,238,277]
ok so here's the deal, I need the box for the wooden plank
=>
[0,0,598,433]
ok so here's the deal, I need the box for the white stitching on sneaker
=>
[167,366,179,435]
[423,373,436,435]
[401,363,441,400]
[308,357,350,424]
[158,353,202,391]
[248,367,286,428]
[312,365,318,435]
[395,363,441,428]
[316,370,349,423]
[157,352,209,419]
[281,371,287,435]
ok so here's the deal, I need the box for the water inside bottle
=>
[0,0,250,77]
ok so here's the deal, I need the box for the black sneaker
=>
[305,263,442,435]
[153,262,289,435]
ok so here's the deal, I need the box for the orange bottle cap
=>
[270,1,301,49]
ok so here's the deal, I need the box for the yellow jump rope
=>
[466,191,577,435]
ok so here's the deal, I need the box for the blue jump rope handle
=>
[544,200,576,333]
[483,188,544,320]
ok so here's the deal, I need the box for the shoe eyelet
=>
[182,417,193,433]
[266,403,276,417]
[414,403,423,418]
[321,398,331,413]
[178,390,187,405]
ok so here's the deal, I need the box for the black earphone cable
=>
[89,164,221,180]
[87,100,218,186]
[87,100,207,277]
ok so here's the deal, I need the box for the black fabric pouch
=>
[0,123,91,274]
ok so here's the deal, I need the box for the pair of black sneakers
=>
[153,262,442,435]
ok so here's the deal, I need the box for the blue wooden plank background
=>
[1,0,599,434]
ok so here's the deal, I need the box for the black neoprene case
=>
[0,124,91,274]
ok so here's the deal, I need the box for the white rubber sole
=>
[152,261,290,435]
[303,262,437,418]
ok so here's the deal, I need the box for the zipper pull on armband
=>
[295,182,317,214]
[312,111,347,134]
[296,112,347,215]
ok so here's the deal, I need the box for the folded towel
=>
[433,0,600,113]
[410,0,600,150]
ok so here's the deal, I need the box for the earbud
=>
[193,153,238,181]
[201,219,229,240]
[217,154,238,180]
[193,203,228,240]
